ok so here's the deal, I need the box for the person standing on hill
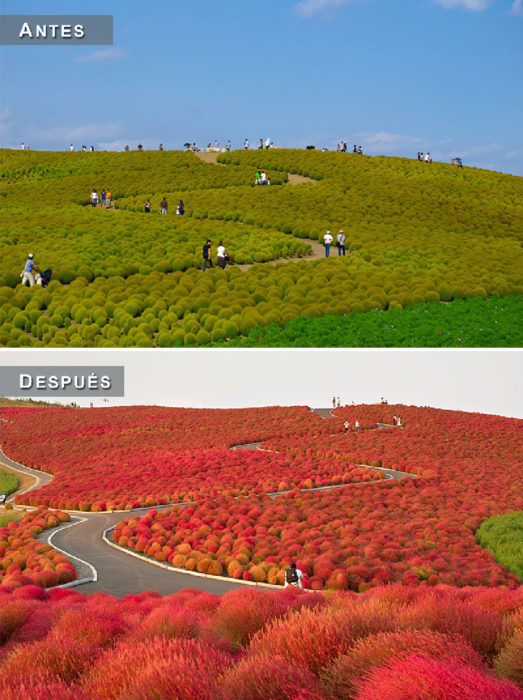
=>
[90,189,98,207]
[202,239,213,271]
[226,140,231,152]
[101,189,106,207]
[144,198,151,213]
[177,200,185,216]
[217,241,227,269]
[284,563,303,589]
[106,188,112,208]
[21,253,39,287]
[69,144,74,151]
[355,419,361,433]
[260,171,267,186]
[244,138,249,149]
[344,420,349,434]
[323,230,333,258]
[160,197,168,214]
[337,230,346,256]
[258,138,264,149]
[332,396,336,408]
[255,170,262,185]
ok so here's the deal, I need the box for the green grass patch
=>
[225,296,523,347]
[476,511,523,580]
[0,512,19,527]
[0,470,19,496]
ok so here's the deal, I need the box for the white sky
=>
[1,349,521,419]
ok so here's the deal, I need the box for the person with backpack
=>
[336,229,346,256]
[203,239,213,271]
[284,563,304,589]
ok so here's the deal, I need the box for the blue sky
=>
[1,0,522,174]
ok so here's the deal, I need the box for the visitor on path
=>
[397,417,402,428]
[342,141,348,152]
[101,189,106,207]
[260,171,267,186]
[337,397,341,407]
[355,419,361,433]
[90,189,98,207]
[159,143,164,150]
[259,138,264,149]
[226,140,231,152]
[90,145,94,152]
[21,254,39,287]
[124,144,130,151]
[353,145,358,153]
[420,152,424,162]
[82,145,87,152]
[323,230,333,257]
[344,421,349,434]
[332,396,336,408]
[337,230,346,256]
[284,563,303,589]
[106,189,111,208]
[160,197,168,214]
[217,241,227,269]
[358,145,363,155]
[244,138,249,149]
[21,142,25,150]
[202,240,213,271]
[176,200,185,216]
[138,143,143,151]
[144,199,151,213]
[69,144,74,152]
[392,416,397,426]
[255,170,262,185]
[265,137,271,149]
[425,152,431,163]
[417,152,422,161]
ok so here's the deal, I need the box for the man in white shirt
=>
[217,241,227,269]
[323,230,333,257]
[260,171,267,186]
[69,144,74,151]
[284,563,304,589]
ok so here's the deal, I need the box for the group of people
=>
[255,170,269,186]
[69,144,95,152]
[202,239,228,270]
[344,420,361,433]
[336,142,363,154]
[20,142,30,150]
[323,230,346,257]
[243,138,272,150]
[417,152,432,164]
[20,253,51,288]
[90,188,112,208]
[150,198,185,215]
[392,416,403,427]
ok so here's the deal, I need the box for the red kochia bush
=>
[218,654,327,700]
[320,630,484,699]
[207,587,289,649]
[355,654,523,700]
[80,636,232,700]
[0,670,89,700]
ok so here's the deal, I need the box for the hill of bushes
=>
[1,148,521,347]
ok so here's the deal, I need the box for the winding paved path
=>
[0,408,414,596]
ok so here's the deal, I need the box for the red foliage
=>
[320,630,484,698]
[355,653,523,700]
[218,654,327,700]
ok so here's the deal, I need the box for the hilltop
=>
[1,148,521,347]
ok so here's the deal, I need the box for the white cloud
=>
[355,131,425,151]
[294,0,365,18]
[510,0,523,15]
[432,0,492,10]
[76,47,128,64]
[27,122,122,144]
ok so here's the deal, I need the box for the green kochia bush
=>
[476,511,523,580]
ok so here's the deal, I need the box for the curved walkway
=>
[0,409,414,596]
